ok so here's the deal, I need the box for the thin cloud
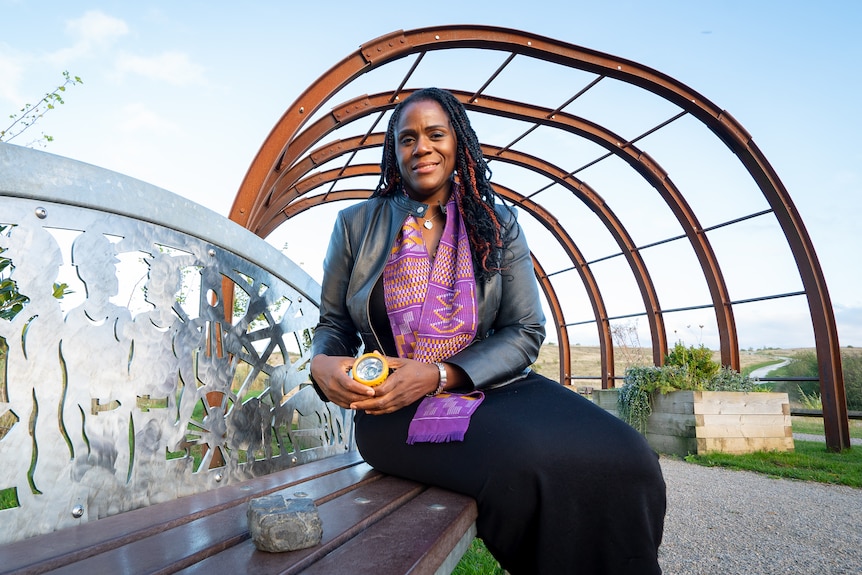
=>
[48,10,129,64]
[117,102,182,135]
[0,50,24,103]
[114,51,206,86]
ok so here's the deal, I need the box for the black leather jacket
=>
[311,192,545,390]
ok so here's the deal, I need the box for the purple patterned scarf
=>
[383,185,478,362]
[382,184,483,443]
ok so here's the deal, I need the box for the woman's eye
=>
[400,137,415,146]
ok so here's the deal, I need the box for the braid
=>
[373,88,512,281]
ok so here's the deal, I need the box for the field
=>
[529,344,843,386]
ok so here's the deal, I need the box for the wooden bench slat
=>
[38,466,391,575]
[0,452,367,575]
[5,463,447,575]
[45,505,249,575]
[298,487,478,575]
[176,475,430,574]
[1,450,478,575]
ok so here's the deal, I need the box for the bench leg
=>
[433,522,477,575]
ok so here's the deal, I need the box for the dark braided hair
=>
[373,88,512,281]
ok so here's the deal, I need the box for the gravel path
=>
[658,457,862,574]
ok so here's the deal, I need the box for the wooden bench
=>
[0,145,478,575]
[0,452,477,575]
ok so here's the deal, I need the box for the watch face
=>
[355,356,385,381]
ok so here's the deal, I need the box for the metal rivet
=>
[72,504,84,518]
[294,491,308,498]
[291,456,297,464]
[35,207,48,219]
[354,497,371,505]
[527,41,532,46]
[299,107,305,114]
[428,504,446,511]
[215,472,223,482]
[435,35,440,40]
[208,248,216,257]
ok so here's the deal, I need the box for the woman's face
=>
[394,99,457,204]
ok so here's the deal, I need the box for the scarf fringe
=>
[406,431,467,445]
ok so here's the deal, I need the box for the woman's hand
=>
[351,356,443,415]
[310,354,375,409]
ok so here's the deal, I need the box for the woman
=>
[310,88,666,574]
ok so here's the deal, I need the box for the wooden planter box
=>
[594,389,794,456]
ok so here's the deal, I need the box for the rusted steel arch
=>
[233,25,848,450]
[456,91,740,370]
[530,254,571,385]
[254,131,668,376]
[232,24,730,227]
[731,141,849,450]
[240,90,733,382]
[492,181,613,387]
[270,149,649,391]
[481,145,668,370]
[255,133,387,235]
[257,133,642,386]
[250,91,697,370]
[257,164,378,237]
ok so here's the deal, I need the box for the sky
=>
[1,0,860,349]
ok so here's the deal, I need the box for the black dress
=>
[318,202,666,573]
[355,370,666,574]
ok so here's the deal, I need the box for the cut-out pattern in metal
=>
[0,144,347,543]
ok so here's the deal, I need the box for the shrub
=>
[706,366,758,392]
[617,344,759,432]
[841,353,862,411]
[617,366,677,433]
[665,341,719,384]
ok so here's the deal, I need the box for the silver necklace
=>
[421,207,444,230]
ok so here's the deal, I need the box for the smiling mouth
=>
[413,162,438,172]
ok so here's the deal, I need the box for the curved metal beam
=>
[279,186,587,386]
[253,90,724,371]
[253,91,706,369]
[261,131,669,384]
[531,254,571,385]
[234,25,848,449]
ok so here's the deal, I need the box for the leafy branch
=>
[1,71,83,147]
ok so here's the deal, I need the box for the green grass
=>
[0,486,18,510]
[453,538,505,574]
[686,441,862,487]
[792,416,862,439]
